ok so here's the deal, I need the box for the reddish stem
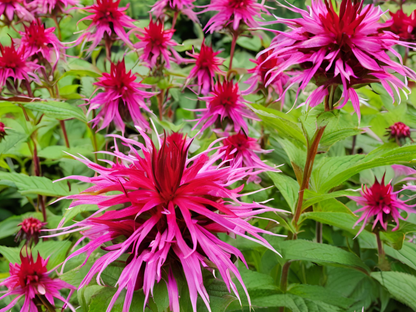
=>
[171,11,179,30]
[157,90,165,120]
[60,120,70,148]
[229,32,238,71]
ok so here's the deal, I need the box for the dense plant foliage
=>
[1,0,416,311]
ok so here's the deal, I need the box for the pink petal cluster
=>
[264,0,416,119]
[187,42,225,95]
[0,43,41,87]
[15,217,46,246]
[0,0,34,22]
[244,50,290,102]
[19,19,64,65]
[89,60,154,132]
[73,0,135,53]
[386,121,412,142]
[388,8,416,41]
[52,132,281,312]
[216,132,277,183]
[33,0,79,15]
[134,19,177,68]
[192,80,259,133]
[201,0,269,33]
[349,165,416,235]
[0,252,75,312]
[151,0,198,23]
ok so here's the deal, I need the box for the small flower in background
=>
[0,121,6,142]
[0,43,41,87]
[264,0,416,119]
[88,60,154,133]
[0,0,34,22]
[244,50,290,103]
[151,0,198,24]
[349,165,416,235]
[192,80,259,133]
[33,0,79,16]
[15,217,46,246]
[386,121,413,144]
[52,132,282,312]
[201,0,270,33]
[216,131,278,183]
[73,0,135,54]
[186,42,225,95]
[388,9,416,41]
[134,18,177,69]
[0,252,76,312]
[18,19,64,66]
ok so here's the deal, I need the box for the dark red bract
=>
[387,122,412,142]
[15,217,45,246]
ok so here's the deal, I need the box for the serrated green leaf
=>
[0,172,70,196]
[59,69,101,80]
[60,204,97,226]
[32,240,72,270]
[268,172,299,213]
[302,190,357,210]
[0,246,20,264]
[372,271,416,310]
[236,36,262,51]
[385,242,416,271]
[320,128,362,147]
[21,101,87,122]
[0,129,27,155]
[274,240,370,272]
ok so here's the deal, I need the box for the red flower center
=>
[228,0,251,9]
[211,81,239,109]
[363,178,393,213]
[0,45,25,69]
[92,0,124,23]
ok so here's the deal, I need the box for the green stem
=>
[375,231,390,271]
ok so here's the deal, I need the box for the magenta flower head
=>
[0,252,76,312]
[349,166,416,236]
[0,121,6,142]
[0,43,41,87]
[52,131,282,312]
[151,0,198,23]
[388,8,416,41]
[217,132,278,183]
[0,0,34,22]
[186,42,225,95]
[192,80,259,133]
[15,217,46,246]
[73,0,135,54]
[88,60,154,133]
[386,121,413,143]
[264,0,416,119]
[33,0,79,15]
[201,0,270,33]
[19,19,64,65]
[244,50,290,102]
[134,19,177,69]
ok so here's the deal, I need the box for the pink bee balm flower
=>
[349,169,416,235]
[0,252,76,312]
[201,0,270,33]
[151,0,198,23]
[0,43,41,87]
[388,8,416,41]
[52,132,283,312]
[244,50,290,102]
[186,42,225,95]
[33,0,79,15]
[264,0,416,119]
[15,217,46,246]
[134,19,177,68]
[19,19,64,65]
[89,60,154,132]
[217,132,278,183]
[73,0,135,53]
[386,121,413,143]
[192,80,259,133]
[0,121,6,142]
[0,0,34,22]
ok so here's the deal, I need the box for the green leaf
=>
[88,287,146,312]
[312,144,416,193]
[60,204,97,226]
[236,36,262,51]
[302,190,357,210]
[0,212,43,239]
[288,284,355,309]
[0,246,20,264]
[197,273,237,312]
[372,271,416,310]
[32,240,72,270]
[0,172,71,196]
[385,242,416,271]
[268,172,299,213]
[0,129,27,155]
[21,101,87,122]
[60,69,101,80]
[153,282,169,311]
[37,145,94,159]
[250,104,306,144]
[320,128,362,147]
[274,240,370,272]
